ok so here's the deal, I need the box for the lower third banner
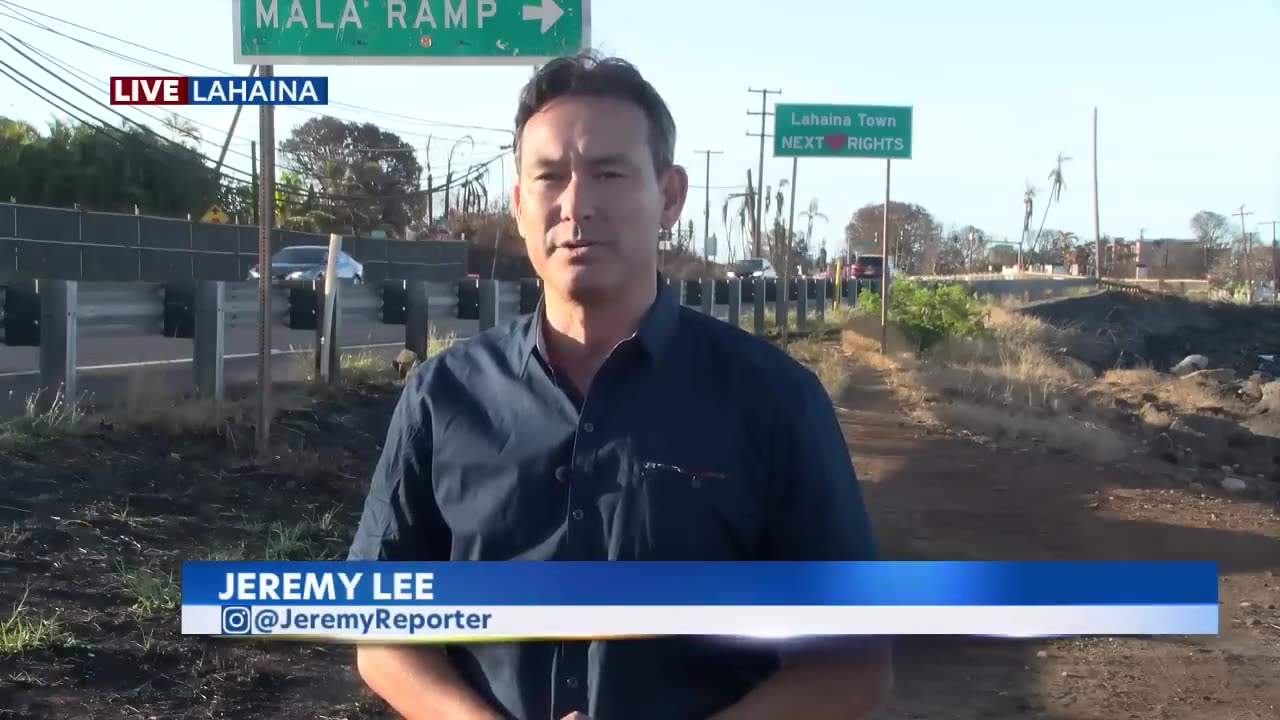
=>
[180,560,1219,641]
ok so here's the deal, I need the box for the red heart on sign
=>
[824,133,847,152]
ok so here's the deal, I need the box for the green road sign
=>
[773,103,912,159]
[235,0,590,65]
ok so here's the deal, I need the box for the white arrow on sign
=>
[522,0,564,33]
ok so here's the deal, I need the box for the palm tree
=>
[1032,153,1070,257]
[1020,181,1037,268]
[1053,230,1078,265]
[799,198,827,263]
[722,190,752,261]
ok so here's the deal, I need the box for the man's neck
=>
[541,281,656,395]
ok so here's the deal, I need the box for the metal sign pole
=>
[256,65,275,456]
[880,158,891,355]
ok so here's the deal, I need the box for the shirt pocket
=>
[625,460,759,560]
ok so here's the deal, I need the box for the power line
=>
[0,27,508,204]
[746,87,781,258]
[0,0,515,137]
[0,8,509,159]
[0,48,506,205]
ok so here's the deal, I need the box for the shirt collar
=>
[519,272,679,377]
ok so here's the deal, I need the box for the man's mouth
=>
[557,240,598,250]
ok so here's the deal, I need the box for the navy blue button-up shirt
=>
[349,275,879,720]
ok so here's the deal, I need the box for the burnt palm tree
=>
[1032,153,1070,257]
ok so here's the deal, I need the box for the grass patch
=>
[240,507,347,561]
[0,587,76,654]
[109,559,179,617]
[0,387,86,449]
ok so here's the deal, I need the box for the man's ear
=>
[658,165,689,231]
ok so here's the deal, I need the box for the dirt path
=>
[837,366,1280,720]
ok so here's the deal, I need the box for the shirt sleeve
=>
[347,380,451,562]
[761,367,879,561]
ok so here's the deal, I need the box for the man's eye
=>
[597,171,624,180]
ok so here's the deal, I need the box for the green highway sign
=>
[235,0,590,65]
[774,103,913,160]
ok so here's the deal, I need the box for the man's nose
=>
[558,174,595,223]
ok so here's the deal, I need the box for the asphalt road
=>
[0,317,478,417]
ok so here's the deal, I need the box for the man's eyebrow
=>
[526,153,637,171]
[586,153,635,168]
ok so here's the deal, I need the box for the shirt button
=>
[566,675,580,689]
[571,508,584,520]
[582,422,595,433]
[555,466,570,483]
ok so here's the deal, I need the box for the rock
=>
[1237,375,1268,402]
[1257,381,1280,414]
[1183,368,1236,384]
[1140,392,1160,404]
[1171,414,1248,443]
[1221,477,1248,493]
[1172,354,1210,376]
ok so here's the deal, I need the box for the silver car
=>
[248,245,364,286]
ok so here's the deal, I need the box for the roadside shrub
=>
[858,279,986,350]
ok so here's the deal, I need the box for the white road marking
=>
[0,342,405,379]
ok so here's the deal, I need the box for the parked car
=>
[248,246,363,286]
[727,257,778,279]
[849,253,891,280]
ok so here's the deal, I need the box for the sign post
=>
[255,64,275,457]
[233,0,590,453]
[773,102,912,354]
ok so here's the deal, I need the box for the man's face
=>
[513,95,687,304]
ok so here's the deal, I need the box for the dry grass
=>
[829,303,1138,462]
[785,338,851,400]
[1099,367,1228,412]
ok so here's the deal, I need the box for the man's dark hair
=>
[513,50,677,174]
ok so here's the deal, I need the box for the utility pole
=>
[1261,220,1279,305]
[746,88,782,259]
[213,65,258,176]
[693,149,723,265]
[1092,107,1102,281]
[1234,205,1254,303]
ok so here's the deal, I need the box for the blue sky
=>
[1,0,1277,262]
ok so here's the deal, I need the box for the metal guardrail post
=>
[796,279,809,333]
[405,280,430,359]
[666,276,684,305]
[774,278,787,332]
[816,278,827,324]
[192,280,225,401]
[700,277,714,315]
[753,277,766,335]
[478,279,499,331]
[38,279,77,408]
[727,279,742,327]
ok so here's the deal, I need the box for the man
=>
[348,51,892,720]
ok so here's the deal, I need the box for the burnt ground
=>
[1018,290,1280,377]
[1,366,1279,719]
[0,382,402,719]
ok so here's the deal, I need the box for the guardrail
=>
[2,275,880,406]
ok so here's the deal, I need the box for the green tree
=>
[280,115,424,238]
[0,115,219,215]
